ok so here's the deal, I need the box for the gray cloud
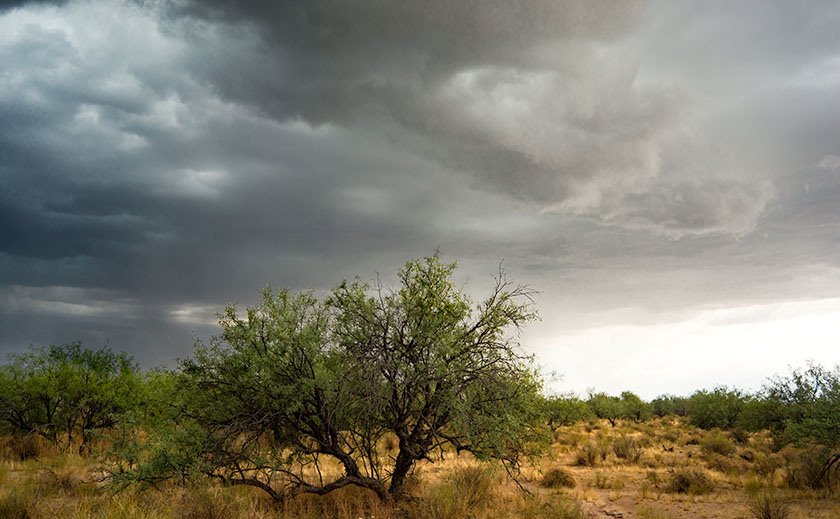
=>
[1,0,840,394]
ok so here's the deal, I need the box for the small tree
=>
[587,391,622,427]
[763,363,840,489]
[543,393,592,428]
[651,394,688,418]
[686,387,747,430]
[0,342,140,450]
[620,391,652,423]
[114,254,544,501]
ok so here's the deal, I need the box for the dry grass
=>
[3,418,840,519]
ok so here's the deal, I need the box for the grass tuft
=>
[542,467,576,488]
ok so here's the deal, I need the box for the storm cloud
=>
[2,0,840,396]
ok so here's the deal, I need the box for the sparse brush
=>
[0,491,30,519]
[517,494,591,519]
[612,435,642,463]
[0,434,47,462]
[637,505,673,519]
[592,471,625,490]
[701,432,735,456]
[422,464,497,518]
[180,487,237,519]
[731,428,751,444]
[748,491,791,519]
[665,468,714,495]
[754,454,783,477]
[705,453,738,474]
[542,467,576,488]
[784,449,837,491]
[658,429,680,444]
[575,442,607,466]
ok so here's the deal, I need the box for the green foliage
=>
[651,394,688,417]
[762,363,840,490]
[686,387,747,430]
[620,391,652,423]
[0,342,141,449]
[114,254,544,501]
[587,392,622,427]
[543,394,592,428]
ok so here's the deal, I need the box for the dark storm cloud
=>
[155,0,781,237]
[0,0,65,10]
[2,0,840,385]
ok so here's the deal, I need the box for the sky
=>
[1,0,839,399]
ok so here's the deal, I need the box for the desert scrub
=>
[637,505,674,519]
[518,493,591,519]
[701,432,735,456]
[0,434,48,462]
[704,453,741,475]
[422,465,497,518]
[783,448,838,491]
[593,471,626,490]
[575,441,607,466]
[754,453,783,477]
[748,491,791,519]
[0,490,30,519]
[542,467,576,488]
[665,468,714,495]
[612,434,642,463]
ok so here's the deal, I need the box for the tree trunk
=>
[388,448,415,499]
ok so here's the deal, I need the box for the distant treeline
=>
[542,366,840,484]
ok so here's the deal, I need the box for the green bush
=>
[687,387,747,430]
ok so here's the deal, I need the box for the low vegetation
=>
[1,253,840,517]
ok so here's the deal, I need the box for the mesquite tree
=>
[112,254,543,501]
[0,342,140,450]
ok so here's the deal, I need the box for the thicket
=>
[0,342,142,451]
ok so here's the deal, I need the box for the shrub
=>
[593,472,625,490]
[0,491,29,519]
[665,469,714,494]
[754,454,783,477]
[542,468,576,488]
[423,465,497,518]
[784,448,837,491]
[518,494,590,519]
[701,432,735,456]
[0,434,47,461]
[687,387,747,430]
[748,491,790,519]
[612,435,642,463]
[731,428,751,444]
[575,442,607,466]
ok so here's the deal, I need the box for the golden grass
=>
[3,418,840,518]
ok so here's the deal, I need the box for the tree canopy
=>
[112,254,544,501]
